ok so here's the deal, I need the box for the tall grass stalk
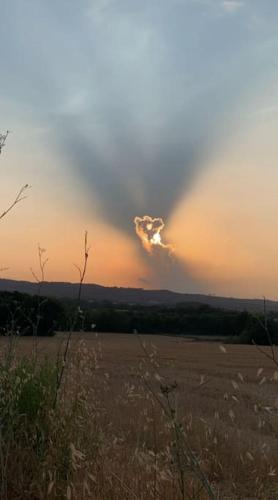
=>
[54,230,90,407]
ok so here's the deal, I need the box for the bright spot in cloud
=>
[134,215,173,254]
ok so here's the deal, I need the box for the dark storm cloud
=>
[47,0,278,236]
[55,117,203,231]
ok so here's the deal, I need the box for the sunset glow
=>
[134,215,172,254]
[1,0,278,298]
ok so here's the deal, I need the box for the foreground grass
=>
[0,334,277,499]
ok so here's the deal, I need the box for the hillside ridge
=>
[0,278,275,312]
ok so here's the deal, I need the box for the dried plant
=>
[0,131,30,223]
[74,230,90,304]
[30,245,49,292]
[0,130,9,155]
[28,245,49,354]
[54,231,91,407]
[0,184,30,222]
[253,297,278,368]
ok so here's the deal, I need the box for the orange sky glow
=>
[2,1,278,299]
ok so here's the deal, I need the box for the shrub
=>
[0,291,65,336]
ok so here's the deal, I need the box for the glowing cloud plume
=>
[134,215,173,254]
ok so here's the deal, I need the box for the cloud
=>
[248,105,278,118]
[189,0,244,14]
[0,0,267,241]
[1,0,277,293]
[138,276,150,285]
[88,0,116,14]
[222,1,244,13]
[134,215,173,254]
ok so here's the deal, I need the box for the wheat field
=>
[0,333,277,499]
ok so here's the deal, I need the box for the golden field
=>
[0,333,277,500]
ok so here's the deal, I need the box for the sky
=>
[1,0,278,298]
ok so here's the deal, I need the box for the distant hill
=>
[0,278,276,313]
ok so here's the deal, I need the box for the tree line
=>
[0,291,277,345]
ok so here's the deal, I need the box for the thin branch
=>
[252,296,278,367]
[262,296,277,362]
[74,230,90,303]
[0,130,9,154]
[54,231,91,408]
[29,245,49,357]
[30,244,49,294]
[0,184,30,222]
[252,341,278,368]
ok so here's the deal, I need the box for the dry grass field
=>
[0,333,277,499]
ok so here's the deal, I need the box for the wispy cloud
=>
[222,1,244,13]
[191,0,244,15]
